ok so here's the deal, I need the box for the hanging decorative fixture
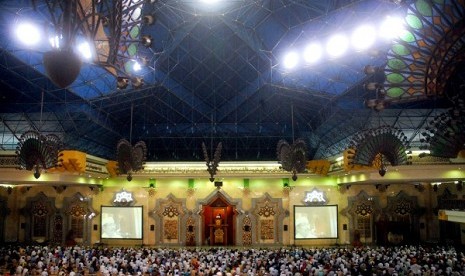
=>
[43,48,82,89]
[346,126,411,177]
[116,103,147,181]
[116,139,147,181]
[202,142,222,182]
[16,90,63,179]
[37,0,155,88]
[16,130,63,179]
[40,0,81,88]
[276,139,308,181]
[420,93,465,158]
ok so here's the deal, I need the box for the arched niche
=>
[437,187,462,245]
[379,191,421,245]
[62,192,97,246]
[194,190,244,246]
[21,192,57,244]
[151,193,188,246]
[251,192,286,245]
[341,191,382,245]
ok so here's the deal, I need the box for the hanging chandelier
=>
[346,126,411,176]
[116,102,147,181]
[16,130,63,179]
[276,139,307,181]
[116,139,147,181]
[202,142,222,182]
[35,0,155,88]
[40,0,81,88]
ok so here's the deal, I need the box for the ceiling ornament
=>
[37,0,155,88]
[116,139,147,182]
[202,142,222,182]
[420,93,465,158]
[43,48,82,89]
[382,0,465,103]
[15,91,63,179]
[276,139,308,181]
[346,126,411,177]
[16,130,63,179]
[116,103,147,181]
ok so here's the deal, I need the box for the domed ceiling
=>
[0,0,463,162]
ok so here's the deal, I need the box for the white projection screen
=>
[294,205,338,239]
[101,206,143,239]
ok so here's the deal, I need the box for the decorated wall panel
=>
[185,214,196,246]
[21,192,57,243]
[252,193,285,245]
[62,193,96,246]
[341,191,382,245]
[242,214,252,246]
[152,194,188,245]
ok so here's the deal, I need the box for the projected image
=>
[101,206,143,239]
[294,205,338,239]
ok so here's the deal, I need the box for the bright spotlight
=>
[351,25,377,50]
[326,34,349,58]
[379,16,405,40]
[49,35,61,49]
[202,0,219,3]
[303,42,323,64]
[15,22,41,46]
[133,60,142,72]
[283,51,299,69]
[77,41,93,60]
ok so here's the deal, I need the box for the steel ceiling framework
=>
[0,0,461,162]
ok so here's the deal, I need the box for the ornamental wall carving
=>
[251,193,285,245]
[152,194,188,245]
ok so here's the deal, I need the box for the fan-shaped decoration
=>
[202,142,222,182]
[420,94,465,158]
[347,126,410,176]
[16,130,63,179]
[116,139,147,181]
[276,139,308,181]
[382,0,465,103]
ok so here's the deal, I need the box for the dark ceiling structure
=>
[0,0,463,162]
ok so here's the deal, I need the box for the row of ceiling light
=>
[281,15,406,70]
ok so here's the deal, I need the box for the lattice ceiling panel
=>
[2,0,459,161]
[383,0,465,103]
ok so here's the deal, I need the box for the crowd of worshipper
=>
[1,244,464,276]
